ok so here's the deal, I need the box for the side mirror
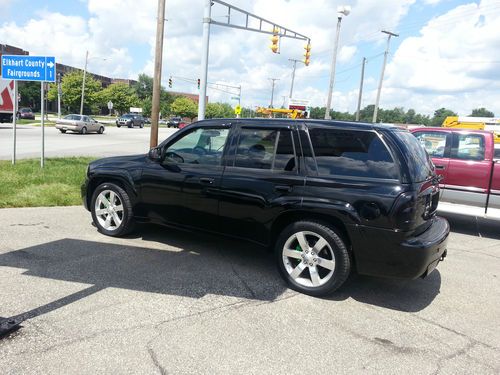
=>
[148,147,162,161]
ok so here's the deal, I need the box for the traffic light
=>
[168,77,172,88]
[270,26,279,53]
[197,78,200,89]
[304,42,311,66]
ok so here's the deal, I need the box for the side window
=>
[273,131,297,172]
[164,127,229,165]
[451,134,485,161]
[414,132,448,158]
[234,129,278,170]
[83,116,90,122]
[309,128,399,179]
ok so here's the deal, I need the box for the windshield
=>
[122,115,133,118]
[394,130,434,182]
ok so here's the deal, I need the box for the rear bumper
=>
[351,216,450,279]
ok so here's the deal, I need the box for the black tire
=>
[117,124,121,128]
[128,122,133,128]
[81,126,87,135]
[98,126,104,134]
[139,122,144,128]
[90,182,135,237]
[275,221,351,296]
[59,129,67,133]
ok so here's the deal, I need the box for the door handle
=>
[275,185,292,192]
[435,165,446,170]
[200,177,215,184]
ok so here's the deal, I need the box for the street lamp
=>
[80,51,107,115]
[324,5,351,120]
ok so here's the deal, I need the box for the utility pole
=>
[269,78,279,108]
[80,50,88,115]
[355,57,366,121]
[288,59,300,99]
[325,6,351,120]
[150,0,166,148]
[281,95,287,108]
[373,30,398,123]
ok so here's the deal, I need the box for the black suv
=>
[116,114,145,128]
[82,119,449,296]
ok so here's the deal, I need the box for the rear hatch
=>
[390,130,440,234]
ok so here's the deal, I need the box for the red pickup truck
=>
[411,128,500,219]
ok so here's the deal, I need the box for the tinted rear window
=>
[396,130,434,182]
[308,128,399,180]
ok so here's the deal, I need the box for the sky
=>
[1,0,499,116]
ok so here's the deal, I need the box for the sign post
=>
[12,81,17,165]
[1,55,56,167]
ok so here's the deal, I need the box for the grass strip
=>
[0,157,96,208]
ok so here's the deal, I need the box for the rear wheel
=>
[90,183,134,237]
[81,126,87,135]
[98,126,104,134]
[59,129,67,133]
[275,221,351,296]
[139,122,144,128]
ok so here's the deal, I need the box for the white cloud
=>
[338,45,357,63]
[383,0,500,115]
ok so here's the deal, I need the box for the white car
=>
[56,114,105,134]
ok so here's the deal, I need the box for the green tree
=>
[99,83,139,115]
[48,70,102,114]
[358,105,375,122]
[18,81,41,110]
[133,73,154,100]
[205,102,234,118]
[470,107,494,117]
[170,96,197,120]
[431,108,457,127]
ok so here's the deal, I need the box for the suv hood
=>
[90,154,147,170]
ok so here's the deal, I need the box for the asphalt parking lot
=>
[0,124,177,160]
[0,207,498,374]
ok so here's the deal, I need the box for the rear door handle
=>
[200,177,215,184]
[275,185,292,192]
[435,165,446,170]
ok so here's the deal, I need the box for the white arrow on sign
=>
[47,62,55,69]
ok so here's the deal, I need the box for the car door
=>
[412,130,451,191]
[217,122,305,244]
[139,124,231,231]
[441,132,490,207]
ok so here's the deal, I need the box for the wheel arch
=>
[86,173,138,211]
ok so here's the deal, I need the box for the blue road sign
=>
[1,55,56,82]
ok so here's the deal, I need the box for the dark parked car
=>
[82,119,449,296]
[167,116,182,128]
[116,114,145,128]
[18,107,35,120]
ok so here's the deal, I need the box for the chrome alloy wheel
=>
[94,190,124,231]
[282,231,336,288]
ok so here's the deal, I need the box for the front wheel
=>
[59,129,67,133]
[275,221,351,296]
[98,126,104,134]
[90,183,134,236]
[81,126,87,135]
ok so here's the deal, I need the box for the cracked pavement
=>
[0,207,499,374]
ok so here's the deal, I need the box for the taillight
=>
[391,192,417,229]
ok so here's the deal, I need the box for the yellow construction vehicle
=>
[256,107,306,119]
[442,116,500,143]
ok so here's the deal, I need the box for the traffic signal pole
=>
[197,0,310,121]
[198,0,212,121]
[150,0,166,148]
